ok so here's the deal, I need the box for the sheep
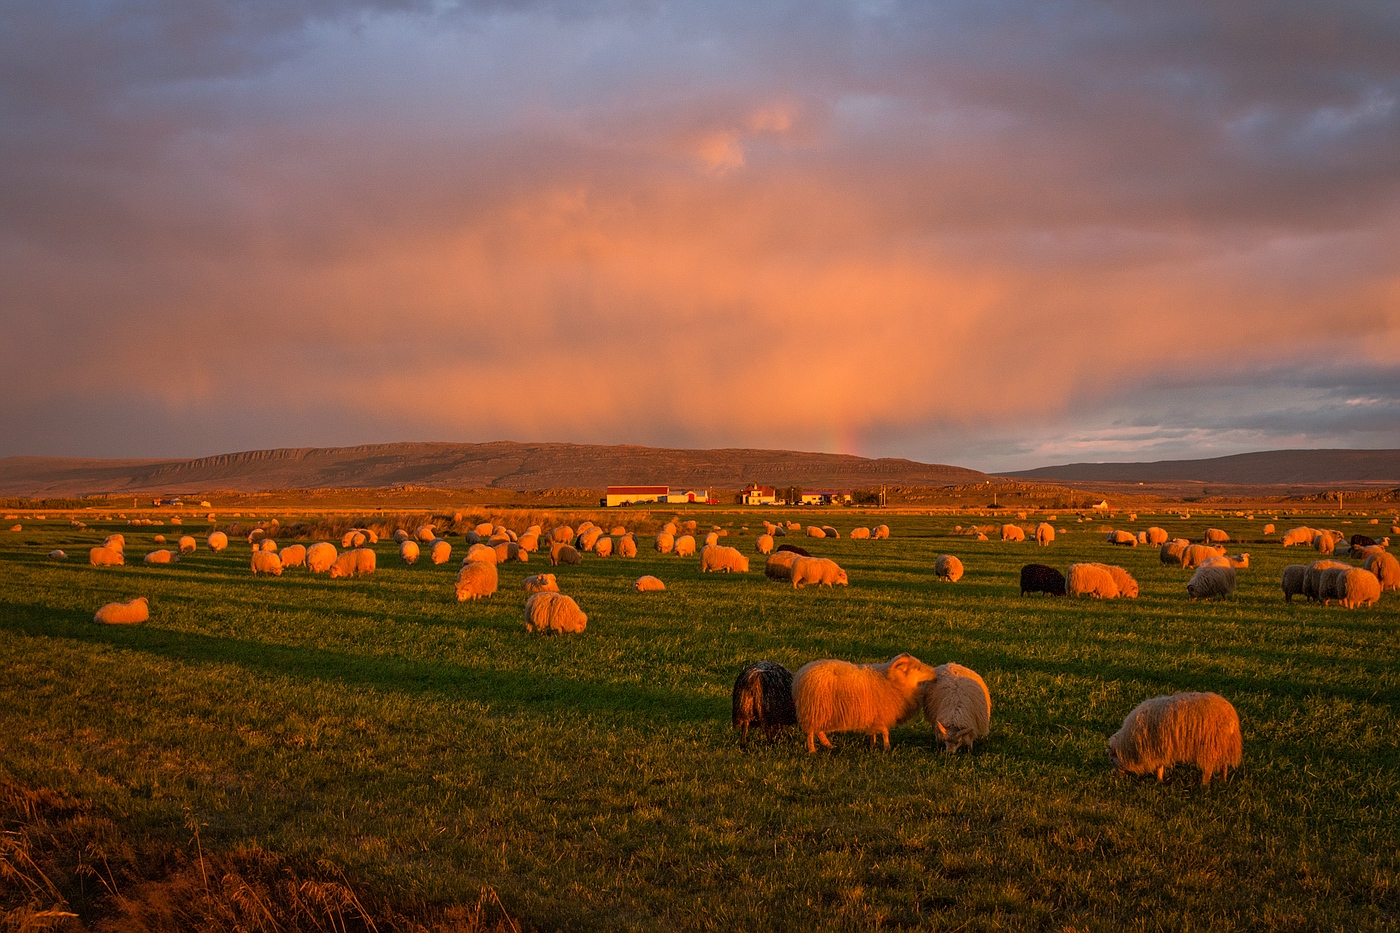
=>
[1159,539,1189,565]
[1100,564,1139,597]
[934,554,964,583]
[94,597,149,625]
[674,535,697,557]
[1202,528,1230,545]
[618,534,638,558]
[455,560,498,600]
[416,524,438,543]
[393,529,410,544]
[143,549,178,564]
[755,534,774,555]
[525,592,587,634]
[776,544,811,557]
[1302,559,1350,602]
[1035,523,1054,546]
[178,535,196,555]
[850,527,871,540]
[430,539,452,564]
[701,531,718,548]
[207,531,229,552]
[578,527,604,552]
[764,551,801,582]
[102,534,125,554]
[610,525,627,536]
[1106,529,1136,546]
[806,525,827,539]
[1001,524,1026,542]
[250,551,283,576]
[732,661,797,747]
[821,525,840,539]
[1181,544,1227,569]
[1338,568,1382,609]
[791,556,848,589]
[466,543,498,564]
[306,542,337,573]
[523,573,558,593]
[1108,692,1242,785]
[463,531,482,546]
[518,532,539,553]
[340,530,364,549]
[683,520,698,533]
[662,522,679,537]
[921,663,991,753]
[550,525,575,545]
[550,542,582,566]
[873,525,890,539]
[1263,523,1275,535]
[1282,526,1316,547]
[153,535,167,544]
[700,544,749,573]
[1144,527,1169,546]
[1314,530,1343,556]
[49,549,67,560]
[772,524,787,537]
[1362,551,1400,591]
[655,533,675,554]
[633,575,666,592]
[1020,563,1066,596]
[593,536,613,558]
[1280,562,1309,602]
[400,540,420,564]
[329,547,376,579]
[1351,533,1378,549]
[279,544,307,569]
[1187,563,1236,600]
[488,532,512,546]
[1067,563,1118,598]
[793,654,937,752]
[786,521,802,531]
[260,539,278,552]
[89,546,124,567]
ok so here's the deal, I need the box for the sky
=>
[1,0,1398,472]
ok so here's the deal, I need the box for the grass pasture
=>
[2,510,1398,931]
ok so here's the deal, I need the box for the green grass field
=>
[2,509,1397,931]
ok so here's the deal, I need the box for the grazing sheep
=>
[306,542,337,573]
[873,525,890,539]
[430,539,452,564]
[103,534,125,554]
[578,527,604,552]
[1108,529,1137,546]
[339,531,362,549]
[704,531,720,547]
[260,539,278,552]
[1144,527,1169,546]
[1181,544,1227,569]
[550,543,582,566]
[793,654,937,752]
[94,597,149,625]
[633,575,666,592]
[655,533,675,554]
[850,527,871,540]
[921,663,991,753]
[523,573,559,593]
[1108,692,1242,785]
[1351,534,1378,549]
[1280,564,1308,602]
[593,536,613,558]
[1313,530,1343,556]
[279,544,306,569]
[466,543,498,564]
[1338,568,1382,608]
[1159,539,1190,565]
[1187,564,1236,600]
[7,524,20,532]
[610,525,627,536]
[701,544,749,573]
[329,547,376,579]
[89,546,124,567]
[1099,564,1139,598]
[1303,559,1350,602]
[1067,563,1118,599]
[684,520,698,533]
[618,534,638,558]
[786,521,802,531]
[400,540,421,564]
[821,525,840,539]
[674,535,697,557]
[806,526,827,539]
[415,524,437,543]
[772,524,787,537]
[791,556,848,589]
[463,531,482,546]
[776,544,811,557]
[454,560,498,600]
[177,535,196,554]
[1203,528,1230,545]
[250,551,283,576]
[207,531,228,552]
[934,554,964,583]
[525,592,587,634]
[1035,523,1054,546]
[1020,563,1066,597]
[1318,566,1351,604]
[393,529,410,544]
[153,535,167,545]
[732,661,797,747]
[1362,551,1400,591]
[1263,523,1275,535]
[518,532,539,552]
[143,549,178,564]
[1001,524,1026,542]
[661,522,679,537]
[1282,526,1317,547]
[49,549,67,560]
[764,551,801,582]
[755,534,774,555]
[550,525,575,545]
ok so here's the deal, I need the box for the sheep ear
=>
[935,721,948,739]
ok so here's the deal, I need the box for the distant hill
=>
[0,442,988,498]
[1004,449,1400,485]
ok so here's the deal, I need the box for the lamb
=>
[633,575,666,592]
[1224,553,1250,569]
[755,534,774,555]
[89,546,124,567]
[618,534,638,558]
[525,592,587,634]
[550,542,582,566]
[1160,539,1191,565]
[1108,692,1242,785]
[1144,527,1169,546]
[143,549,177,564]
[1035,523,1054,546]
[704,531,720,547]
[786,521,802,531]
[934,554,964,583]
[793,654,937,752]
[732,661,797,747]
[523,573,558,593]
[1001,524,1026,542]
[1020,563,1066,597]
[655,533,675,554]
[1302,559,1350,602]
[178,535,196,554]
[1281,526,1316,547]
[400,540,420,564]
[1067,563,1118,598]
[772,524,787,537]
[593,537,613,558]
[207,531,228,552]
[1202,528,1230,545]
[1338,568,1382,608]
[329,547,376,579]
[430,539,452,564]
[921,663,991,753]
[94,597,149,625]
[849,527,871,540]
[279,544,307,569]
[791,556,849,589]
[1362,551,1400,591]
[103,534,125,554]
[455,560,498,600]
[806,526,827,538]
[764,551,801,582]
[873,525,890,539]
[1181,544,1227,569]
[306,542,337,573]
[1280,564,1308,602]
[466,543,498,564]
[674,535,697,557]
[700,544,749,573]
[1108,530,1137,546]
[1187,563,1236,600]
[250,551,283,575]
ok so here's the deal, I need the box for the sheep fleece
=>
[793,654,937,752]
[1109,692,1242,785]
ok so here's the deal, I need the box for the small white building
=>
[800,490,852,506]
[741,485,778,505]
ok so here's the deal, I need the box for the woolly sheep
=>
[1144,527,1169,545]
[153,535,166,544]
[755,534,774,555]
[490,541,526,563]
[488,532,512,546]
[1187,563,1236,600]
[393,529,410,544]
[934,554,964,583]
[1302,559,1350,602]
[850,527,871,540]
[279,544,306,569]
[1067,563,1118,598]
[655,532,675,554]
[518,532,540,552]
[1362,551,1400,591]
[610,525,627,536]
[786,521,801,531]
[550,542,582,566]
[525,592,587,634]
[1318,566,1351,604]
[454,560,498,601]
[1001,524,1026,542]
[701,531,718,548]
[634,575,666,592]
[806,526,827,539]
[430,539,452,564]
[1035,523,1054,546]
[89,546,124,567]
[550,525,575,545]
[1099,563,1139,598]
[1020,563,1066,596]
[700,544,749,573]
[400,540,420,564]
[144,549,177,564]
[1107,529,1137,546]
[1280,563,1309,602]
[1281,526,1316,547]
[764,551,800,582]
[416,524,438,543]
[821,525,840,539]
[466,543,498,564]
[683,520,698,533]
[259,539,278,552]
[661,522,679,537]
[776,544,811,556]
[1181,544,1226,569]
[873,525,889,539]
[1338,568,1381,609]
[329,547,376,579]
[1137,531,1148,545]
[250,551,283,575]
[1203,528,1230,545]
[618,534,638,558]
[1108,692,1242,785]
[207,531,228,552]
[674,535,697,557]
[1263,523,1275,535]
[793,654,937,753]
[1313,530,1343,555]
[339,530,360,549]
[523,573,558,593]
[1159,539,1190,565]
[578,527,604,552]
[463,531,482,546]
[306,542,337,573]
[921,663,991,753]
[178,535,196,555]
[791,556,848,589]
[593,536,613,558]
[94,597,148,625]
[732,661,797,747]
[103,534,125,554]
[772,524,787,537]
[49,549,67,560]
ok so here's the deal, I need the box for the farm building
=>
[604,486,670,507]
[669,489,714,504]
[800,490,852,506]
[741,485,778,505]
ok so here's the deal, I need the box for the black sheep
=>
[731,661,797,747]
[1020,563,1067,597]
[1351,534,1377,549]
[775,543,811,557]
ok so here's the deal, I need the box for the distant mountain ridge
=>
[1004,448,1400,484]
[0,441,988,497]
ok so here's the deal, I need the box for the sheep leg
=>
[880,728,890,749]
[1155,766,1165,781]
[806,732,817,753]
[817,731,833,749]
